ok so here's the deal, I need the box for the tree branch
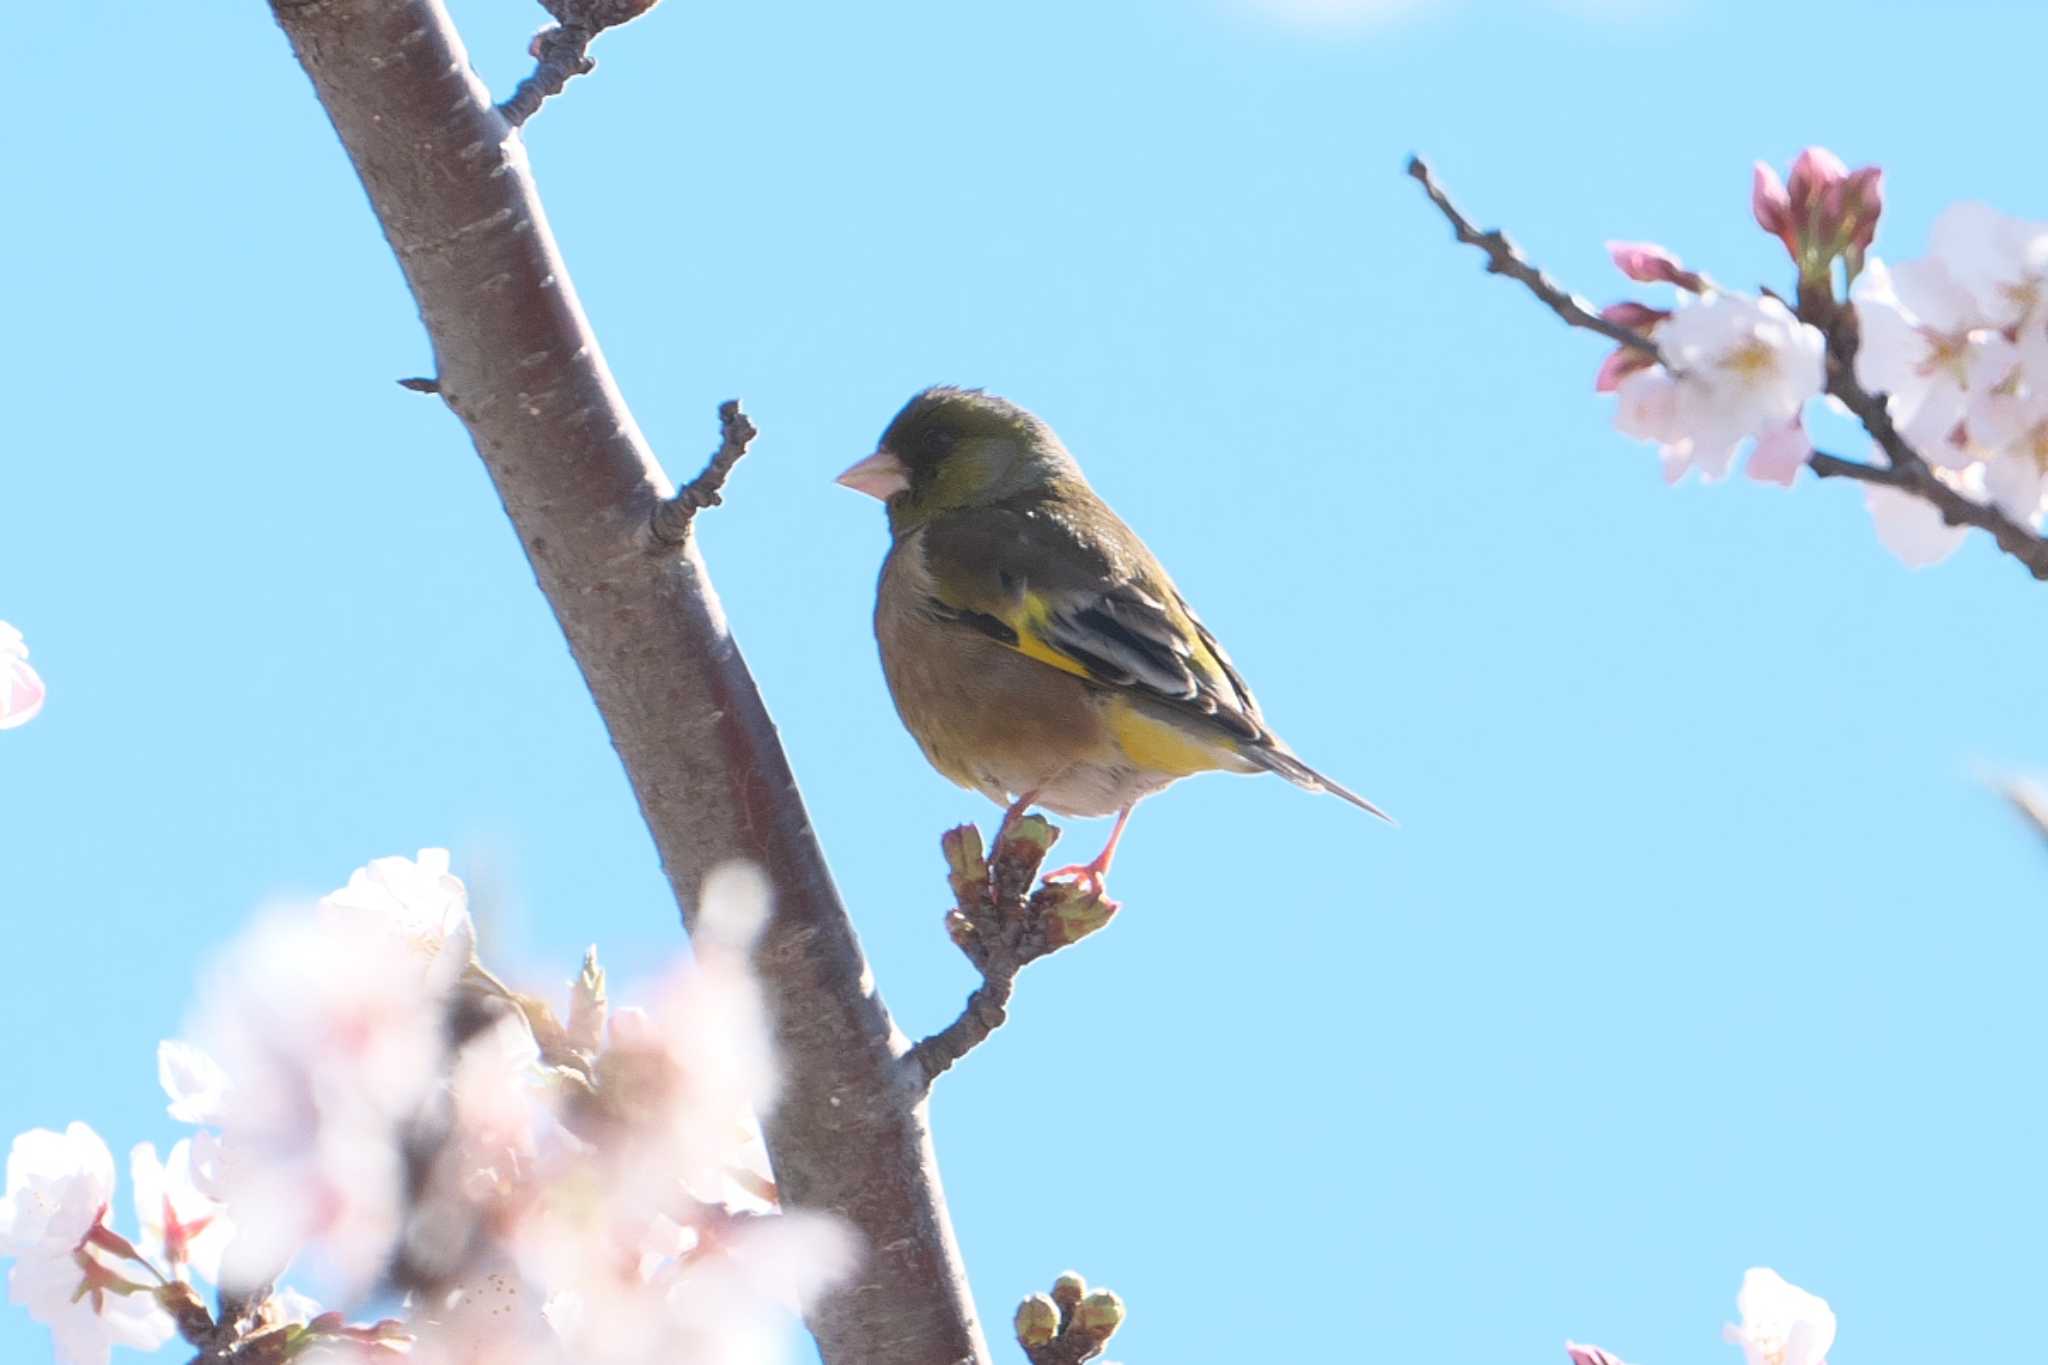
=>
[264,5,990,1363]
[1409,154,2048,581]
[497,0,659,127]
[651,399,758,545]
[1405,156,1655,357]
[906,819,1117,1090]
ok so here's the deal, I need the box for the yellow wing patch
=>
[1007,591,1100,683]
[1106,697,1234,777]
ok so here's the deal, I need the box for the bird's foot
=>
[1042,860,1110,903]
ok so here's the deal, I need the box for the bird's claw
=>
[1042,862,1108,902]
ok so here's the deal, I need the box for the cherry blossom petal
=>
[1865,482,1969,568]
[1747,418,1812,487]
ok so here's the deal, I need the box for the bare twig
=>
[652,400,758,545]
[397,376,441,394]
[498,0,660,128]
[1409,154,2048,581]
[1406,156,1656,357]
[268,5,992,1362]
[906,819,1117,1089]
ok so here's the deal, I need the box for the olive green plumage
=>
[841,386,1389,849]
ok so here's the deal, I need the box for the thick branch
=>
[264,5,990,1363]
[1409,155,2048,581]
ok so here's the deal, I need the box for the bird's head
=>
[838,387,1079,534]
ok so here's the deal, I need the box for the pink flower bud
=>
[1831,164,1884,255]
[1607,240,1686,285]
[1786,145,1849,221]
[1566,1344,1631,1365]
[1594,346,1654,393]
[1752,161,1796,254]
[1600,301,1669,332]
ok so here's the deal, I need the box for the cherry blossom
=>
[319,847,476,989]
[130,1139,231,1285]
[1722,1267,1835,1365]
[0,622,45,731]
[170,854,474,1295]
[1609,293,1824,484]
[1864,479,1970,568]
[1850,257,1989,466]
[0,1123,174,1365]
[1926,201,2048,332]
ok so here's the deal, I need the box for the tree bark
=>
[264,4,991,1362]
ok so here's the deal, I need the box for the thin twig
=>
[498,0,660,127]
[905,818,1117,1089]
[1408,154,2048,581]
[652,400,759,545]
[1406,156,1656,357]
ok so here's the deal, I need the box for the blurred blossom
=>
[0,1123,175,1365]
[158,1040,231,1127]
[593,864,781,1201]
[1723,1268,1835,1365]
[169,850,474,1295]
[0,622,45,730]
[130,1138,230,1284]
[7,854,843,1362]
[517,1201,855,1365]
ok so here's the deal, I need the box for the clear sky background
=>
[6,1,2046,1361]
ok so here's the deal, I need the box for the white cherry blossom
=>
[0,1124,174,1365]
[1610,293,1824,484]
[1851,256,1990,466]
[1927,200,2048,330]
[130,1139,230,1285]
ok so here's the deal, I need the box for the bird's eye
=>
[922,428,956,458]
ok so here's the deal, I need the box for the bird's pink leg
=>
[996,789,1040,842]
[1044,802,1136,901]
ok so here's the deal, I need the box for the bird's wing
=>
[917,506,1268,746]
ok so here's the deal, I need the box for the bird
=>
[837,387,1389,899]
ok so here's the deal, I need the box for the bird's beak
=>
[835,449,911,501]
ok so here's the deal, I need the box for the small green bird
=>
[838,387,1389,898]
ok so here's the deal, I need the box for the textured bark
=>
[265,3,991,1362]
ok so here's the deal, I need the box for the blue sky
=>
[6,1,2047,1361]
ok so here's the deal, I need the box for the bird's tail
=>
[1245,744,1396,825]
